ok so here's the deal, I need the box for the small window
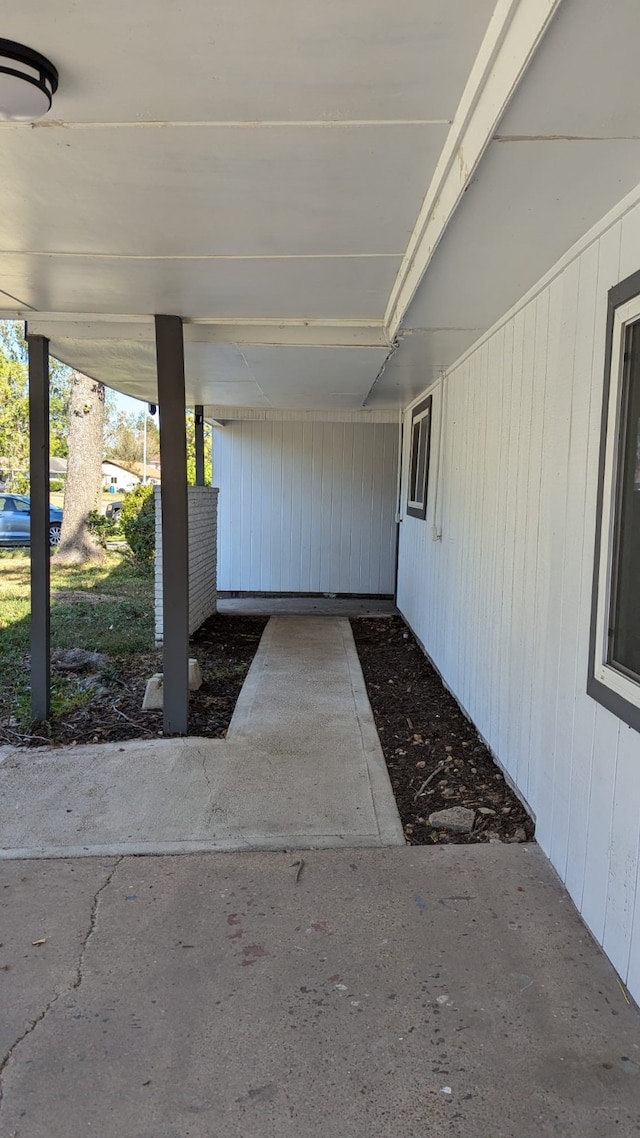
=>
[406,395,432,520]
[589,272,640,731]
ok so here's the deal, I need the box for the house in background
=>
[48,455,67,485]
[101,460,140,493]
[47,456,140,493]
[2,0,640,1003]
[130,455,161,485]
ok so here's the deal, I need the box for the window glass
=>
[409,421,421,503]
[407,396,432,520]
[589,275,640,732]
[609,320,640,680]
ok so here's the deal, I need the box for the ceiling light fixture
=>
[0,39,58,122]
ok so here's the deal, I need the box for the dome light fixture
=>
[0,39,58,122]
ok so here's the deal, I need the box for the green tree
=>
[0,321,74,462]
[49,361,73,457]
[0,349,29,476]
[120,482,155,563]
[186,410,212,485]
[104,408,159,470]
[105,411,142,465]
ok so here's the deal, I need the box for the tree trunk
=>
[55,371,105,564]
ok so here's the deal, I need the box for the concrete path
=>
[0,617,404,858]
[1,844,638,1137]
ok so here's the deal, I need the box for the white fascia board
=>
[15,313,389,349]
[204,406,400,424]
[24,317,155,342]
[385,0,563,340]
[186,321,390,348]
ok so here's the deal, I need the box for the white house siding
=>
[155,486,218,644]
[215,420,398,594]
[397,187,640,1002]
[101,462,139,492]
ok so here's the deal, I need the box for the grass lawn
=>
[49,491,127,511]
[0,550,154,733]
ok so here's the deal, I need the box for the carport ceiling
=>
[3,1,639,410]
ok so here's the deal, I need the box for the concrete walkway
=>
[0,617,404,858]
[1,617,639,1134]
[1,844,639,1137]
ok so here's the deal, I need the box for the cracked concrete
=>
[0,844,639,1137]
[0,856,123,1109]
[0,858,122,1109]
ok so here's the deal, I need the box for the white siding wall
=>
[397,189,640,1002]
[215,420,398,594]
[155,486,218,644]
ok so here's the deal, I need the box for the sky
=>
[111,388,155,417]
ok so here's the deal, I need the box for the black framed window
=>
[609,321,640,679]
[406,395,432,520]
[589,270,640,732]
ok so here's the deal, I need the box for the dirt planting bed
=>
[350,616,534,846]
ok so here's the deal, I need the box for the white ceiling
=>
[3,0,640,411]
[403,138,640,332]
[1,0,494,124]
[31,335,390,411]
[498,0,640,138]
[0,124,447,259]
[2,253,403,321]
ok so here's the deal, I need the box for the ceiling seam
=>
[0,252,403,261]
[5,118,452,130]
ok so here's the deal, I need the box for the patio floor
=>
[1,844,638,1137]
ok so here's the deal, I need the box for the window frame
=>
[588,269,640,732]
[406,395,433,520]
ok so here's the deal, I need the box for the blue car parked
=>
[0,494,63,547]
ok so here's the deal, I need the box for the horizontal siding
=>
[397,193,640,1002]
[155,486,218,644]
[215,420,398,594]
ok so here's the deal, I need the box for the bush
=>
[49,479,64,492]
[119,484,155,563]
[11,473,30,494]
[86,509,117,548]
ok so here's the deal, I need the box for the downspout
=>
[431,372,447,542]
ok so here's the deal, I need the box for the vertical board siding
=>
[397,200,640,1001]
[215,421,398,594]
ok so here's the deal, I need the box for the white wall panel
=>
[397,194,640,1001]
[215,421,398,594]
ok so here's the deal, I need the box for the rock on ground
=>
[428,806,476,833]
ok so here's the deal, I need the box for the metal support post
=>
[155,315,189,735]
[27,333,51,722]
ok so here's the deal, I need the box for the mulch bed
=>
[350,616,535,845]
[8,615,268,748]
